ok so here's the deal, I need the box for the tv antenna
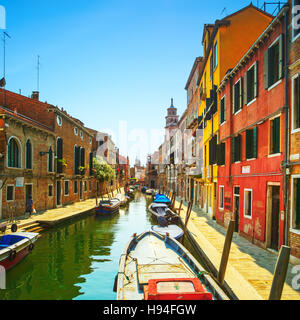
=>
[37,55,40,92]
[2,31,11,106]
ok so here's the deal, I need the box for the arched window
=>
[25,139,32,169]
[7,137,21,168]
[48,146,53,172]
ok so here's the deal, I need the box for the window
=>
[25,139,32,169]
[74,181,78,194]
[80,148,85,168]
[89,153,93,176]
[74,128,78,135]
[48,147,54,172]
[245,62,258,104]
[292,74,300,131]
[84,181,87,192]
[219,186,224,210]
[233,78,243,114]
[64,181,69,196]
[48,185,53,197]
[232,135,241,163]
[246,127,258,160]
[244,189,253,218]
[7,137,21,168]
[264,35,283,89]
[214,42,218,69]
[209,135,218,165]
[89,181,92,191]
[6,185,14,201]
[216,142,225,166]
[293,0,300,40]
[89,137,92,144]
[270,117,280,154]
[80,131,83,140]
[74,146,80,175]
[292,176,300,230]
[56,138,63,174]
[56,115,62,126]
[220,96,226,124]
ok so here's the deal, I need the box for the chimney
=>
[31,91,39,101]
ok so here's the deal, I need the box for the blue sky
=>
[1,0,273,165]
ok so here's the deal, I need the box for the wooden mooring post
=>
[182,202,193,240]
[218,220,235,285]
[269,245,291,300]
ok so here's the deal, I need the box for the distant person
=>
[26,195,33,217]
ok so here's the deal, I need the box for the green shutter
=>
[244,71,248,105]
[273,117,280,154]
[279,34,284,80]
[240,77,243,108]
[254,61,258,98]
[253,126,258,158]
[237,134,241,161]
[264,49,269,89]
[246,129,252,159]
[232,137,235,163]
[221,143,225,165]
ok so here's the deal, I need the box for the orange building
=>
[197,4,274,218]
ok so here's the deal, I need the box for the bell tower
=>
[165,98,179,129]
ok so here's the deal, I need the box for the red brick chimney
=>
[31,91,39,101]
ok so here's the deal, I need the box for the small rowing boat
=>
[116,231,229,300]
[0,232,39,271]
[151,224,184,240]
[148,203,179,222]
[95,198,121,215]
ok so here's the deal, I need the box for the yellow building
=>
[197,4,273,218]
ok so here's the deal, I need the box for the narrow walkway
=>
[1,188,125,232]
[175,199,300,300]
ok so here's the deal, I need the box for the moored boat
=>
[0,232,39,271]
[151,224,183,240]
[148,203,179,223]
[153,194,171,205]
[95,198,121,215]
[145,189,154,195]
[116,231,229,300]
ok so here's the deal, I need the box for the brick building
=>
[0,106,56,218]
[216,5,288,251]
[289,0,300,258]
[0,89,96,217]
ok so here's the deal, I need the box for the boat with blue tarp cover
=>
[153,194,171,205]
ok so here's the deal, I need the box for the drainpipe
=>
[283,7,290,246]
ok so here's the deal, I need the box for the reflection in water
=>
[0,193,204,300]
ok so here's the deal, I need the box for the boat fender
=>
[28,243,34,252]
[11,224,18,233]
[9,250,17,262]
[113,275,118,292]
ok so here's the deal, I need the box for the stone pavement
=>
[175,198,300,300]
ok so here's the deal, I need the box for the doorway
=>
[233,186,240,232]
[25,184,33,208]
[56,181,61,206]
[266,184,280,251]
[79,181,83,200]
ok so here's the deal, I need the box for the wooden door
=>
[270,186,280,251]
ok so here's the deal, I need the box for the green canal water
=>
[0,193,204,300]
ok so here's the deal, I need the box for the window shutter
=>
[236,134,241,161]
[232,137,235,163]
[233,84,235,113]
[244,71,248,105]
[254,61,258,98]
[279,34,284,80]
[224,96,226,122]
[239,78,243,108]
[253,126,258,158]
[221,143,225,165]
[219,100,222,125]
[264,49,269,89]
[89,153,93,176]
[273,117,280,154]
[246,129,252,159]
[297,76,300,128]
[216,144,220,165]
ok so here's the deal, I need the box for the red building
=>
[216,6,288,251]
[118,155,130,186]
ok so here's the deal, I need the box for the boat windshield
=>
[0,235,26,249]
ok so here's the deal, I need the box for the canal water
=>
[0,193,204,300]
